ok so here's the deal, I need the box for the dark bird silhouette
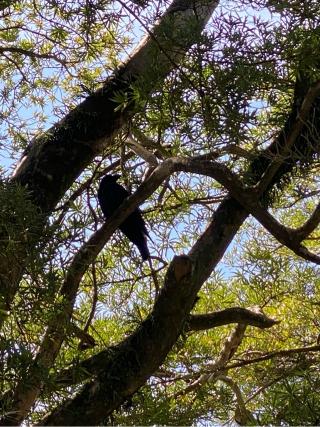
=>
[98,174,150,261]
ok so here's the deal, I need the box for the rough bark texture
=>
[12,0,218,213]
[39,74,320,425]
[1,0,320,422]
[0,0,219,325]
[49,308,277,389]
[188,308,279,331]
[41,199,247,426]
[41,255,196,425]
[0,2,221,424]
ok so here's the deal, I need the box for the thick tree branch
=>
[50,307,277,389]
[1,160,174,426]
[171,157,320,264]
[0,0,219,333]
[256,80,320,195]
[188,308,279,331]
[12,0,218,213]
[241,203,320,264]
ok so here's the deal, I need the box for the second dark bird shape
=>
[98,174,150,261]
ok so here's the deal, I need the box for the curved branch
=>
[50,307,278,390]
[174,324,247,398]
[188,308,279,331]
[15,70,320,426]
[295,201,320,241]
[256,80,320,195]
[169,157,320,264]
[1,160,173,426]
[0,46,67,66]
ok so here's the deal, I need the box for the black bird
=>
[98,174,150,261]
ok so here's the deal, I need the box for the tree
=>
[0,0,320,425]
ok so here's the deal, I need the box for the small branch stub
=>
[172,255,193,282]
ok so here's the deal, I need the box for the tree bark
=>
[39,74,320,425]
[2,1,320,423]
[12,0,218,213]
[0,0,219,325]
[49,308,277,390]
[41,199,247,426]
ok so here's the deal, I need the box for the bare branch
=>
[219,376,256,425]
[127,134,159,167]
[174,324,247,398]
[0,46,67,66]
[188,307,279,331]
[132,128,171,158]
[170,157,320,264]
[2,160,174,426]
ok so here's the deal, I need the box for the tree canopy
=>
[0,0,320,425]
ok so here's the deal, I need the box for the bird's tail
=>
[138,240,150,261]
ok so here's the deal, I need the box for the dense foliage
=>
[0,0,320,425]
